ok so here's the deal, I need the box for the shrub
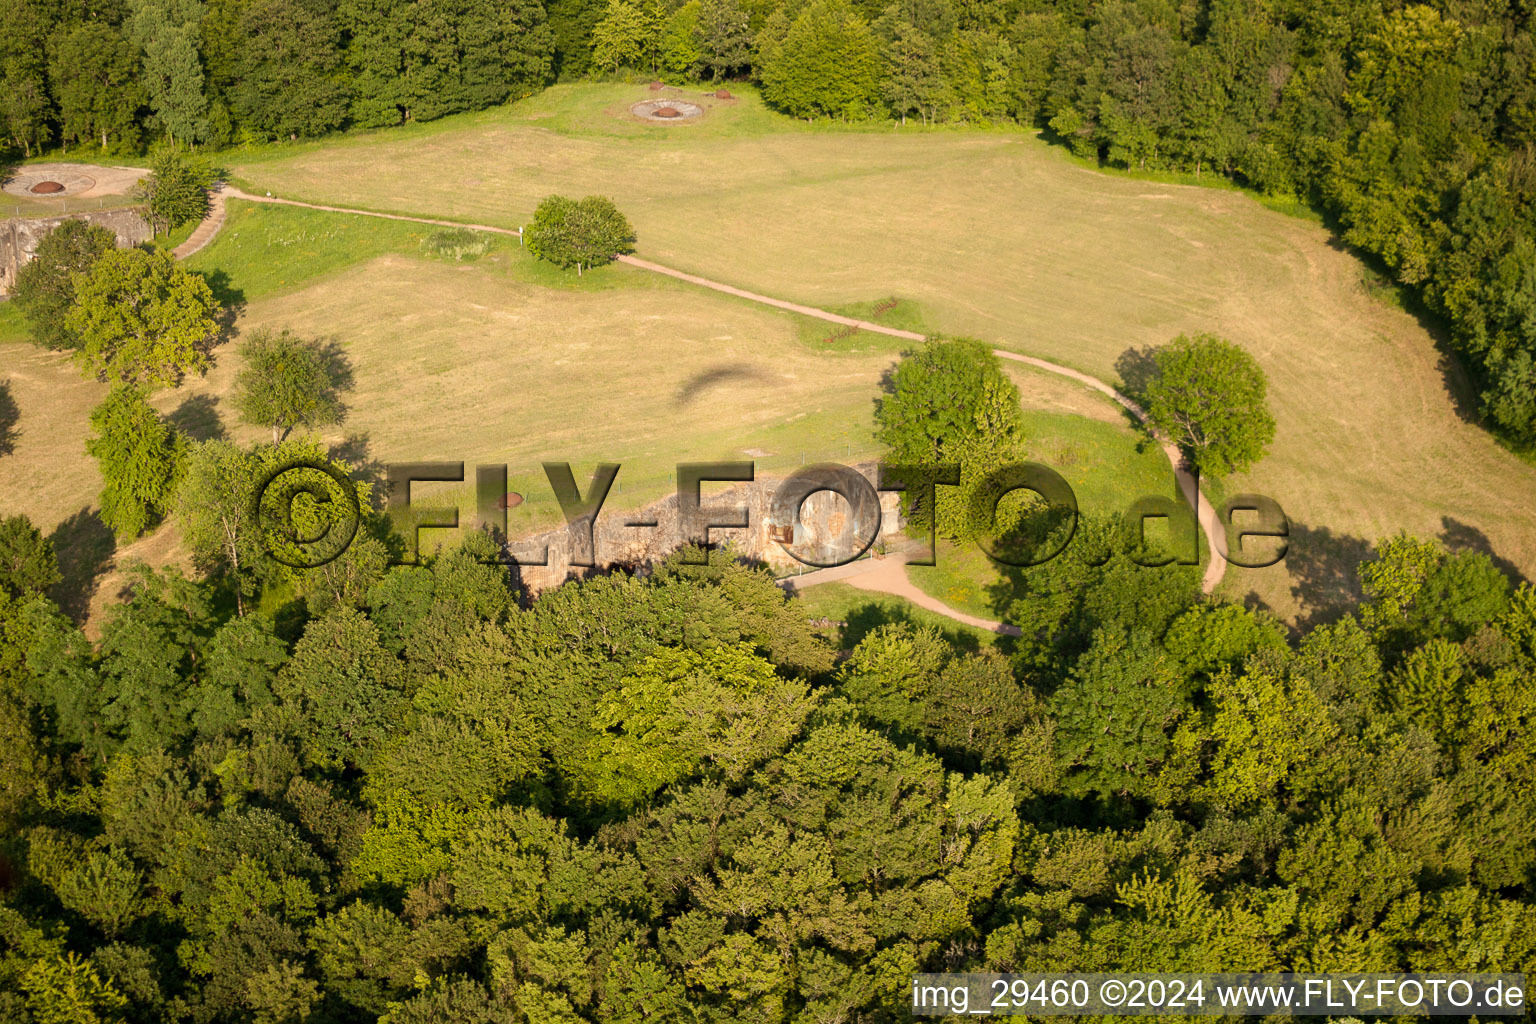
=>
[421,227,492,261]
[525,195,635,274]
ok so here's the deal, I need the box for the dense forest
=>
[0,502,1533,1021]
[4,0,1536,447]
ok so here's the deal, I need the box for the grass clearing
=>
[905,406,1179,620]
[184,200,438,302]
[228,82,1536,622]
[0,207,905,620]
[794,296,930,352]
[0,300,27,344]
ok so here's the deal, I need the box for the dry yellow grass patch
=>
[1,251,906,619]
[233,84,1536,621]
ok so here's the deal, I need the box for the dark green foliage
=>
[0,0,1526,462]
[1050,625,1193,799]
[96,565,217,753]
[129,0,211,144]
[0,515,59,599]
[342,0,552,128]
[547,0,605,77]
[837,621,1036,770]
[227,0,349,140]
[11,219,117,352]
[1,498,1533,1022]
[1359,533,1513,652]
[49,23,144,153]
[1143,333,1275,477]
[526,194,636,273]
[85,385,185,542]
[276,607,404,768]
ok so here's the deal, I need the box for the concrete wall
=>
[505,462,905,593]
[0,207,152,297]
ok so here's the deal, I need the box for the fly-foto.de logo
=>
[252,459,1290,571]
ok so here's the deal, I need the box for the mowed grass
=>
[212,251,895,538]
[0,201,907,617]
[230,82,1536,622]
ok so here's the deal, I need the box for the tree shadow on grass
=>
[1279,521,1376,630]
[167,393,226,441]
[1439,516,1527,586]
[672,364,772,409]
[330,432,386,506]
[0,379,17,457]
[1113,344,1162,404]
[46,508,116,622]
[199,269,246,347]
[318,338,355,395]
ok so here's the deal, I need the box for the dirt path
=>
[617,256,928,341]
[219,185,527,237]
[181,187,1226,629]
[780,553,1023,636]
[172,184,230,259]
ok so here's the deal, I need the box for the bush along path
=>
[179,188,1226,622]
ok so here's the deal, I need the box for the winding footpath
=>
[175,187,1227,634]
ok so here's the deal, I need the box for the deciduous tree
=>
[232,328,349,443]
[1144,332,1275,477]
[526,194,636,274]
[12,219,117,352]
[0,515,59,599]
[759,0,880,120]
[697,0,753,79]
[68,247,221,387]
[229,0,349,140]
[85,385,185,541]
[49,24,144,152]
[591,0,653,73]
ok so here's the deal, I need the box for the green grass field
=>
[224,81,1536,622]
[904,402,1180,621]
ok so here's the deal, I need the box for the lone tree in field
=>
[133,148,214,234]
[876,338,1023,463]
[12,219,118,351]
[526,195,636,275]
[67,247,222,388]
[875,338,1027,541]
[232,328,349,443]
[1144,332,1275,477]
[85,384,185,541]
